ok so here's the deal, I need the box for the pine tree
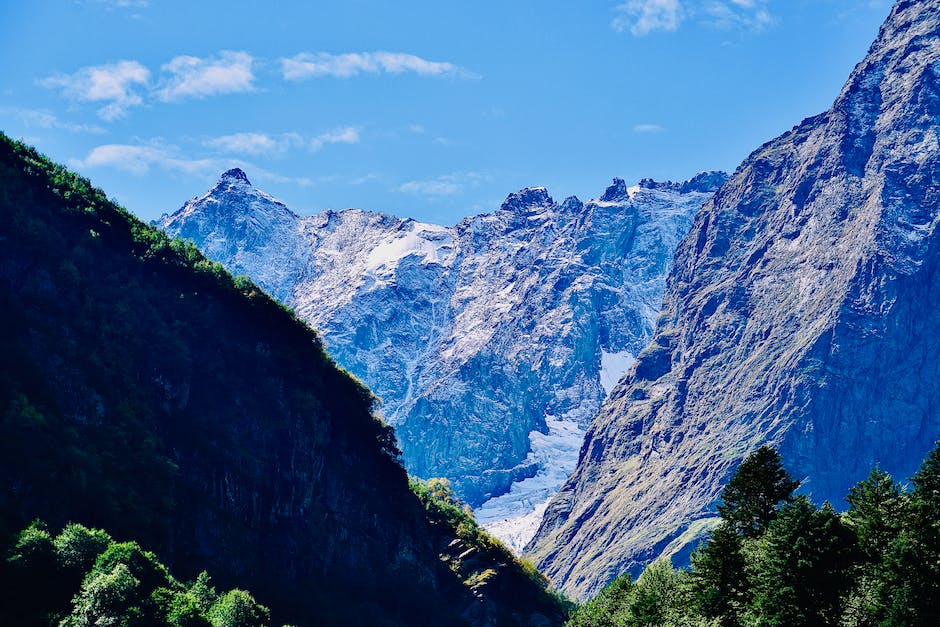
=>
[882,442,940,625]
[841,468,905,626]
[717,446,799,538]
[689,522,748,626]
[748,497,858,626]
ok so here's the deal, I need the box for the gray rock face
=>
[527,0,940,600]
[157,173,724,547]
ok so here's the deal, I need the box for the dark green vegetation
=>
[0,133,568,626]
[410,477,573,620]
[2,520,272,626]
[567,445,940,627]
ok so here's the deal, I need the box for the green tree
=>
[627,560,692,626]
[717,446,799,538]
[689,523,748,626]
[841,468,905,626]
[881,442,940,625]
[748,497,857,626]
[566,574,635,627]
[189,571,219,614]
[64,563,143,627]
[208,589,270,627]
[55,522,113,575]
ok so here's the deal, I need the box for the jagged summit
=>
[219,167,250,185]
[500,187,554,212]
[635,171,729,194]
[600,178,628,202]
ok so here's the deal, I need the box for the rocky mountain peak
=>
[500,187,554,213]
[679,170,729,193]
[219,167,251,185]
[599,178,628,202]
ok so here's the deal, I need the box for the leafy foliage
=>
[0,520,270,627]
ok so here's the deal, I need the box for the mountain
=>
[527,0,940,599]
[158,169,726,549]
[0,133,568,626]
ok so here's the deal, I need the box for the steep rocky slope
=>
[0,134,567,626]
[528,0,940,599]
[158,170,725,548]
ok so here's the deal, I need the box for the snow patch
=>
[364,223,453,272]
[600,349,636,395]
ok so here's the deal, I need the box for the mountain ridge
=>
[158,169,727,549]
[527,0,940,600]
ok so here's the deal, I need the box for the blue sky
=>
[1,0,892,224]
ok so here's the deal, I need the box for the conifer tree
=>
[689,522,747,626]
[717,446,799,538]
[748,497,857,626]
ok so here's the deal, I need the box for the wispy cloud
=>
[74,139,337,189]
[309,126,361,151]
[39,60,150,120]
[206,132,301,156]
[157,51,255,101]
[612,0,772,35]
[399,179,461,195]
[40,51,255,120]
[633,123,666,133]
[94,0,150,7]
[398,172,488,196]
[281,51,478,80]
[613,0,683,35]
[205,126,361,156]
[74,142,218,176]
[0,106,105,134]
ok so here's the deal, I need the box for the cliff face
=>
[158,171,724,548]
[528,0,940,599]
[0,135,567,626]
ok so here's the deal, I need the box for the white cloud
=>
[205,126,360,156]
[633,123,666,133]
[398,172,488,196]
[157,51,255,101]
[281,51,477,80]
[206,132,302,156]
[39,60,150,120]
[74,140,337,190]
[398,179,461,195]
[309,126,361,151]
[613,0,683,35]
[0,107,105,134]
[75,143,218,176]
[612,0,772,35]
[701,0,772,30]
[95,0,150,7]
